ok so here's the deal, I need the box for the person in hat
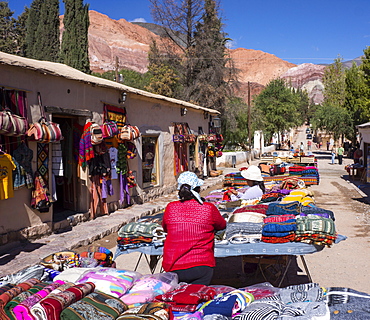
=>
[229,165,266,200]
[162,171,227,285]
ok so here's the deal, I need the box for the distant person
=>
[327,141,330,151]
[337,144,344,165]
[354,147,363,165]
[331,144,338,165]
[307,140,312,150]
[299,142,304,153]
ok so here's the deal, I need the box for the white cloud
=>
[130,18,147,23]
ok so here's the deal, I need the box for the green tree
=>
[313,57,349,141]
[145,39,180,97]
[344,61,368,143]
[13,7,29,56]
[0,1,16,53]
[253,78,301,144]
[185,0,229,113]
[33,0,60,61]
[361,46,370,114]
[92,68,152,91]
[60,0,90,73]
[24,0,42,58]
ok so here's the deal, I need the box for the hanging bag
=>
[0,88,28,136]
[102,120,118,138]
[119,124,140,141]
[90,123,103,145]
[27,93,63,143]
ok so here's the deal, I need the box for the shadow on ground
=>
[0,242,45,266]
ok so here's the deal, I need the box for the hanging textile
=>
[90,175,108,219]
[31,172,51,212]
[37,143,49,184]
[120,173,130,207]
[78,122,94,168]
[174,143,188,176]
[0,89,28,154]
[103,104,126,148]
[13,143,34,189]
[52,141,63,176]
[0,153,16,200]
[109,146,118,179]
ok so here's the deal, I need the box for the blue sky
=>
[10,0,370,65]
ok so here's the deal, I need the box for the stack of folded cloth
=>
[261,215,297,243]
[225,221,264,244]
[117,221,166,249]
[223,172,249,187]
[280,189,315,207]
[295,214,337,247]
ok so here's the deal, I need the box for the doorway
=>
[52,116,80,221]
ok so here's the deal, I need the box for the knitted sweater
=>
[162,199,226,272]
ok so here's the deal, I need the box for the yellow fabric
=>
[301,196,315,206]
[281,194,304,203]
[0,154,16,200]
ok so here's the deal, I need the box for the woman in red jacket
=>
[162,171,227,285]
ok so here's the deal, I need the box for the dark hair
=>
[178,184,204,202]
[178,184,194,202]
[250,180,266,194]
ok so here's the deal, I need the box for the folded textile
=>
[276,283,325,303]
[301,206,335,221]
[226,222,263,237]
[233,204,268,215]
[200,290,254,317]
[4,282,50,319]
[266,202,301,216]
[118,222,163,238]
[0,285,15,296]
[37,282,95,320]
[121,273,176,306]
[325,287,370,319]
[117,236,154,246]
[0,265,45,287]
[155,284,216,312]
[0,278,41,320]
[262,219,297,235]
[13,280,65,320]
[228,212,265,223]
[261,233,296,243]
[117,302,173,320]
[263,214,296,223]
[30,282,74,320]
[61,291,128,320]
[296,215,336,236]
[76,268,139,298]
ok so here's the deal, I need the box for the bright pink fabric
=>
[162,200,226,272]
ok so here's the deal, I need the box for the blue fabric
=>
[203,294,237,317]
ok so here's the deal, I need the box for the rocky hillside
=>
[85,10,326,103]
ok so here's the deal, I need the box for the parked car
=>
[306,134,313,139]
[306,128,311,134]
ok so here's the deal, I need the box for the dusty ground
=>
[74,147,370,292]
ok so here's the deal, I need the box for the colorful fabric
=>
[4,282,49,319]
[162,199,226,272]
[0,153,16,200]
[265,201,301,216]
[76,269,137,298]
[0,278,40,320]
[155,284,216,313]
[13,280,65,320]
[78,122,94,168]
[37,282,95,320]
[117,302,172,320]
[37,143,49,183]
[61,291,128,320]
[263,214,296,223]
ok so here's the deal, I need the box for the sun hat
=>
[177,171,204,204]
[240,165,263,182]
[177,171,204,190]
[274,158,282,165]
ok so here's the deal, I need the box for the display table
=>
[114,235,346,285]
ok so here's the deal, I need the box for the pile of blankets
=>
[2,264,370,320]
[117,214,166,250]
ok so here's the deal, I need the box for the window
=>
[142,136,158,187]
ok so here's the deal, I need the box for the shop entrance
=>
[52,116,79,221]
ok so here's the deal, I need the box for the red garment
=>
[162,200,226,272]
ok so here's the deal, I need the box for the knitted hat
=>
[240,165,263,181]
